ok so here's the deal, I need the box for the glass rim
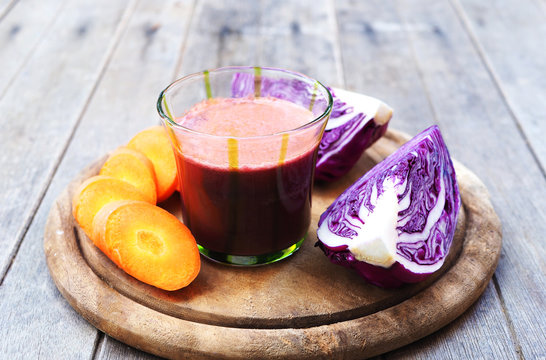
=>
[156,66,333,140]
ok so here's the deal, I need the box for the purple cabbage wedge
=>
[316,88,393,181]
[316,125,460,288]
[231,73,393,181]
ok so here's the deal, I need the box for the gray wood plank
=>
[452,0,546,173]
[258,0,343,87]
[0,0,195,356]
[336,0,523,358]
[0,0,67,100]
[394,1,546,359]
[334,0,434,136]
[175,0,260,75]
[0,211,100,359]
[0,0,136,358]
[0,0,133,280]
[176,0,342,86]
[0,0,194,358]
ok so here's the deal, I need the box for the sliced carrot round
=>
[72,175,152,239]
[127,126,178,202]
[100,146,157,204]
[92,200,200,291]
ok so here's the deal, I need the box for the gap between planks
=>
[446,4,546,352]
[0,0,139,285]
[449,0,546,178]
[90,332,106,360]
[171,0,197,83]
[393,3,440,135]
[173,0,344,87]
[492,277,525,360]
[0,0,18,22]
[328,0,346,88]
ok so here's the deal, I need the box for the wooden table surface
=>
[0,0,544,359]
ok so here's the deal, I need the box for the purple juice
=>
[176,148,316,256]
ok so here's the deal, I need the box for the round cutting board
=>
[44,129,502,359]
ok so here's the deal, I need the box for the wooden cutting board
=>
[44,129,502,359]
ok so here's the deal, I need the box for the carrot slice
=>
[72,175,152,239]
[127,126,178,202]
[99,147,157,204]
[92,200,200,291]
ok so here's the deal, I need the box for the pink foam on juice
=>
[178,96,314,137]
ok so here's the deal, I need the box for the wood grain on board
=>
[0,0,193,358]
[44,129,501,359]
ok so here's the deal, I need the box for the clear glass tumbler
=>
[157,66,332,265]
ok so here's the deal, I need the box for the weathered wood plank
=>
[0,0,67,99]
[336,0,521,358]
[0,0,136,358]
[258,0,342,87]
[175,0,260,75]
[452,0,546,173]
[0,0,194,358]
[394,0,546,358]
[333,0,433,136]
[0,0,133,280]
[176,0,341,87]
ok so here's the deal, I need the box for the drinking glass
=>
[158,66,332,265]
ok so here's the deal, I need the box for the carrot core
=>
[137,230,165,256]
